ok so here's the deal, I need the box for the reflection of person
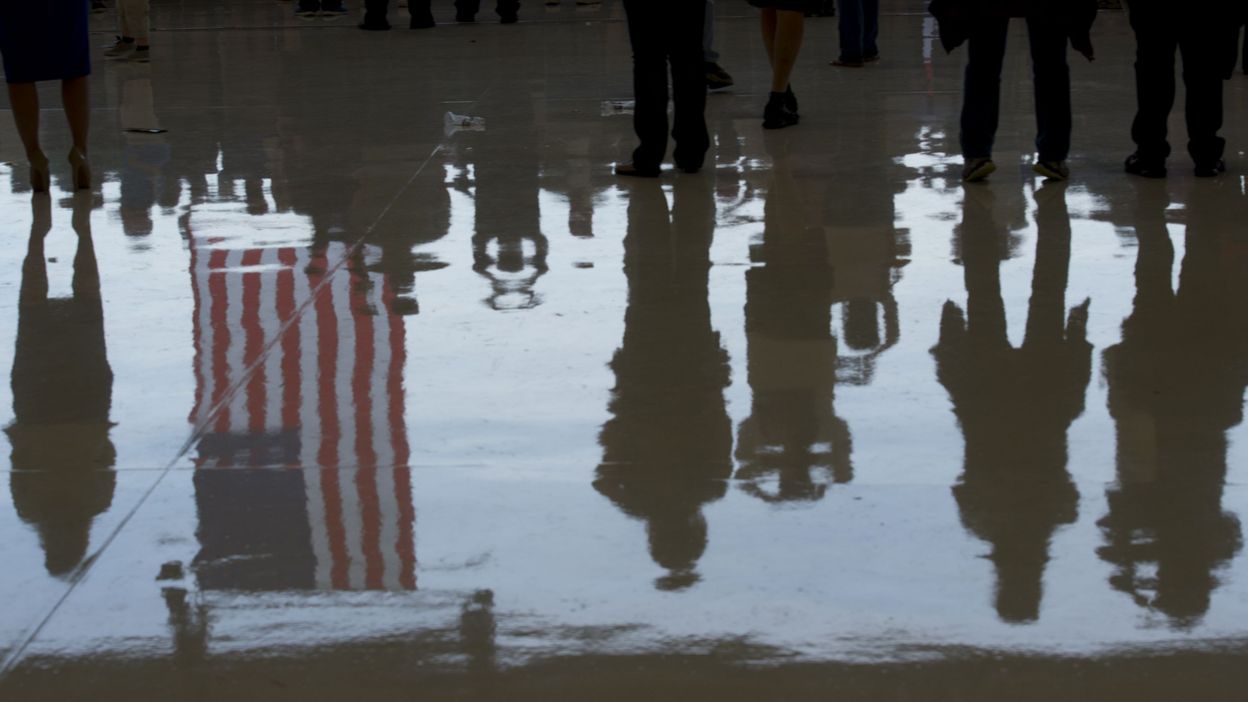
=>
[615,1,708,177]
[8,194,116,577]
[0,0,92,191]
[118,70,169,238]
[1098,182,1246,627]
[1122,3,1240,178]
[932,184,1090,624]
[735,138,852,502]
[596,177,730,591]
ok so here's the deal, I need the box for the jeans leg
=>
[863,0,879,57]
[837,0,863,61]
[1179,32,1226,164]
[624,0,670,168]
[1128,8,1177,160]
[703,0,718,63]
[1027,15,1071,162]
[960,17,1009,159]
[672,0,710,168]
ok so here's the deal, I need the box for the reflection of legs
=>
[1027,15,1071,162]
[959,17,1008,159]
[671,1,709,171]
[1128,9,1176,162]
[624,0,669,169]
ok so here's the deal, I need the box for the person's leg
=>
[1178,28,1225,168]
[836,0,862,62]
[769,9,804,92]
[128,0,150,46]
[959,16,1009,160]
[1026,14,1071,163]
[362,0,392,26]
[454,0,480,21]
[863,0,879,59]
[1127,6,1176,163]
[703,0,718,63]
[623,0,669,170]
[6,84,44,161]
[408,0,434,26]
[760,7,777,66]
[62,77,91,157]
[671,0,709,170]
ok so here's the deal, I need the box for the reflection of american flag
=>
[188,240,416,591]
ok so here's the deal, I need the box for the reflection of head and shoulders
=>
[8,194,115,577]
[595,176,729,591]
[932,183,1090,624]
[1098,182,1247,627]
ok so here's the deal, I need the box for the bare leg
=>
[760,8,777,66]
[62,76,90,156]
[6,83,44,161]
[770,10,804,93]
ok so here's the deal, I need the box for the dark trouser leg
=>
[837,0,863,61]
[408,0,432,22]
[1179,31,1226,165]
[363,0,390,25]
[959,16,1009,159]
[497,0,519,18]
[624,0,670,168]
[862,0,879,58]
[670,0,709,169]
[455,0,480,19]
[1128,8,1177,161]
[1027,15,1071,162]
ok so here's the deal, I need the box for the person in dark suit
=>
[930,0,1097,183]
[615,0,708,177]
[1123,2,1241,178]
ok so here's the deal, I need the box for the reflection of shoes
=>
[615,162,660,178]
[864,54,881,63]
[1032,159,1069,181]
[68,149,91,191]
[763,93,799,130]
[358,20,391,29]
[706,62,734,90]
[961,157,995,182]
[1194,159,1226,178]
[29,153,50,193]
[130,46,150,63]
[1124,152,1166,178]
[831,57,864,67]
[104,36,135,57]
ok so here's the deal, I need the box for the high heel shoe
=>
[29,153,50,193]
[68,148,91,190]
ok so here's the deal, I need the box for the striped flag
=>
[187,236,416,592]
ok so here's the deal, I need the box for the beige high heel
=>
[29,153,50,193]
[68,148,91,190]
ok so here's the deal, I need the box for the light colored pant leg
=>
[118,0,151,43]
[703,0,718,63]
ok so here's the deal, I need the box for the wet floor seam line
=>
[0,87,492,680]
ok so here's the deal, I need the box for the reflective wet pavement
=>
[1,1,1247,698]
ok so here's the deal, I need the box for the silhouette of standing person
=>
[1098,182,1246,626]
[7,194,115,577]
[615,1,708,177]
[1122,2,1241,178]
[932,184,1090,623]
[596,176,730,591]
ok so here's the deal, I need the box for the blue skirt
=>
[0,0,91,84]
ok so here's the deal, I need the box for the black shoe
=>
[706,63,734,91]
[763,92,799,130]
[1194,159,1226,178]
[358,20,392,30]
[1124,153,1167,178]
[456,10,476,21]
[784,86,798,116]
[321,1,348,13]
[615,162,660,178]
[410,11,436,28]
[498,6,519,23]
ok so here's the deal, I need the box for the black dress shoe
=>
[498,10,519,23]
[1124,152,1166,178]
[410,12,436,28]
[615,162,660,178]
[455,11,476,21]
[1194,159,1226,178]
[763,93,799,130]
[358,21,392,30]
